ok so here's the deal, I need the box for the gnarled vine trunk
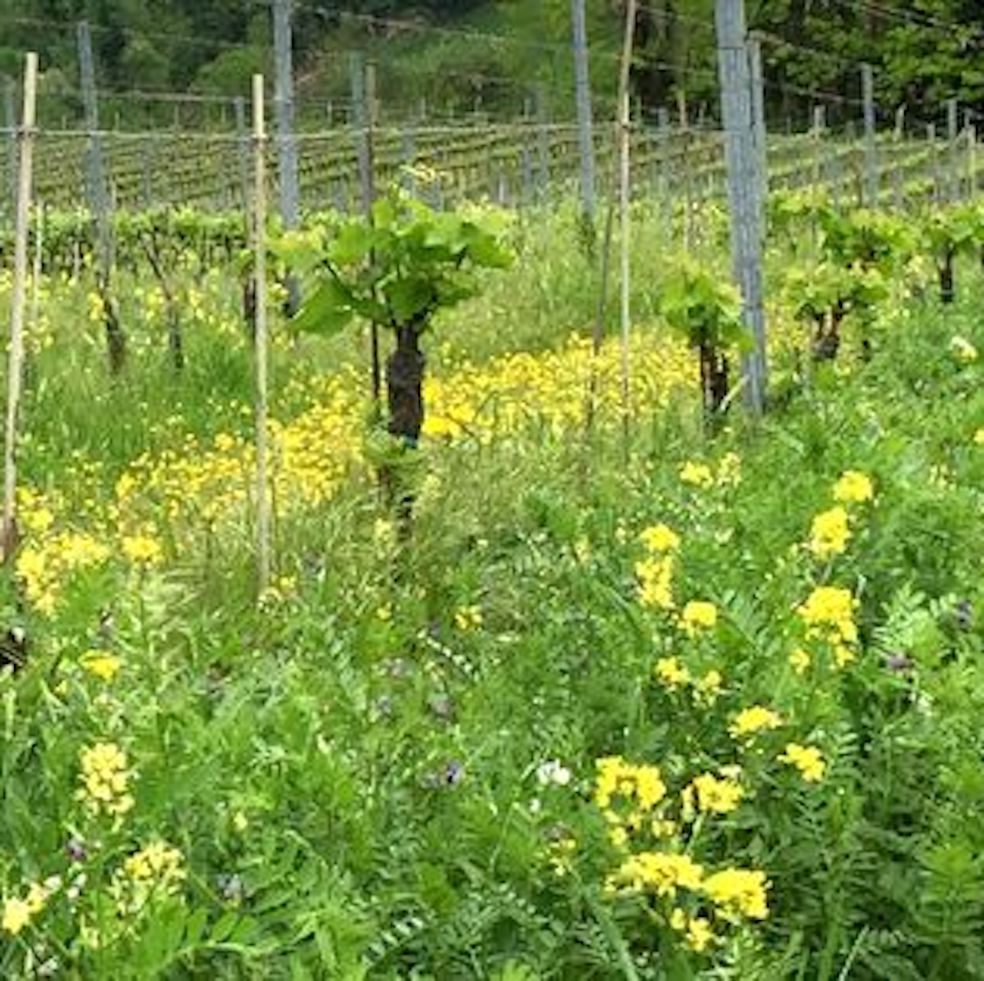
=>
[698,341,729,420]
[939,250,955,304]
[384,325,426,532]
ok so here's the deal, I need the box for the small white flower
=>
[536,759,572,787]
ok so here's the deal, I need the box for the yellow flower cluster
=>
[729,705,783,741]
[655,659,724,705]
[950,335,978,363]
[833,470,874,504]
[610,850,705,897]
[424,333,694,441]
[16,531,111,615]
[679,461,714,488]
[670,908,715,952]
[121,533,164,566]
[77,742,135,819]
[778,743,826,782]
[1,878,59,936]
[797,585,859,667]
[702,868,770,920]
[112,841,185,915]
[453,604,484,631]
[636,522,680,610]
[596,757,670,845]
[80,649,122,682]
[808,505,851,558]
[679,600,718,636]
[682,771,745,817]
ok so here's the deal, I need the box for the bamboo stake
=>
[2,53,38,563]
[252,74,271,593]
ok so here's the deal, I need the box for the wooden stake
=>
[252,74,271,593]
[2,53,38,562]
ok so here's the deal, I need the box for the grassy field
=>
[0,192,983,979]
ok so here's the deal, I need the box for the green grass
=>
[0,197,983,978]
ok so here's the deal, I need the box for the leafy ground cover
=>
[0,197,983,978]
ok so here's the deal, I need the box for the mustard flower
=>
[703,867,770,919]
[833,470,874,504]
[80,649,122,682]
[778,743,826,782]
[639,522,681,553]
[808,505,851,558]
[679,461,714,488]
[655,656,689,691]
[679,600,718,636]
[729,705,782,741]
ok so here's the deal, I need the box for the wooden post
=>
[30,200,43,335]
[571,0,597,236]
[715,0,767,415]
[2,53,38,561]
[251,74,271,594]
[678,90,693,251]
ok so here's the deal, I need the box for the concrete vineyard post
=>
[350,52,381,408]
[571,0,596,235]
[273,0,301,313]
[2,53,38,561]
[715,0,767,415]
[747,33,767,248]
[3,77,15,217]
[946,98,959,202]
[861,63,877,207]
[234,96,250,210]
[966,110,977,197]
[251,74,271,595]
[617,0,638,459]
[536,83,550,203]
[77,21,114,275]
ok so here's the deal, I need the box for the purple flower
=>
[66,838,87,863]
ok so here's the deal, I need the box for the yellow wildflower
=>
[670,907,687,931]
[639,523,680,552]
[112,841,185,915]
[679,461,714,488]
[717,451,742,487]
[121,534,163,566]
[950,335,978,363]
[685,916,715,952]
[655,656,689,691]
[612,850,704,897]
[974,428,984,446]
[693,669,723,705]
[808,506,851,558]
[454,604,483,631]
[729,705,782,741]
[636,554,675,610]
[683,772,744,816]
[80,649,122,682]
[789,648,811,675]
[1,897,31,935]
[679,600,718,636]
[798,585,858,646]
[833,470,874,504]
[778,743,826,782]
[77,742,135,819]
[703,867,770,919]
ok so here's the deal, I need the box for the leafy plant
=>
[658,255,747,419]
